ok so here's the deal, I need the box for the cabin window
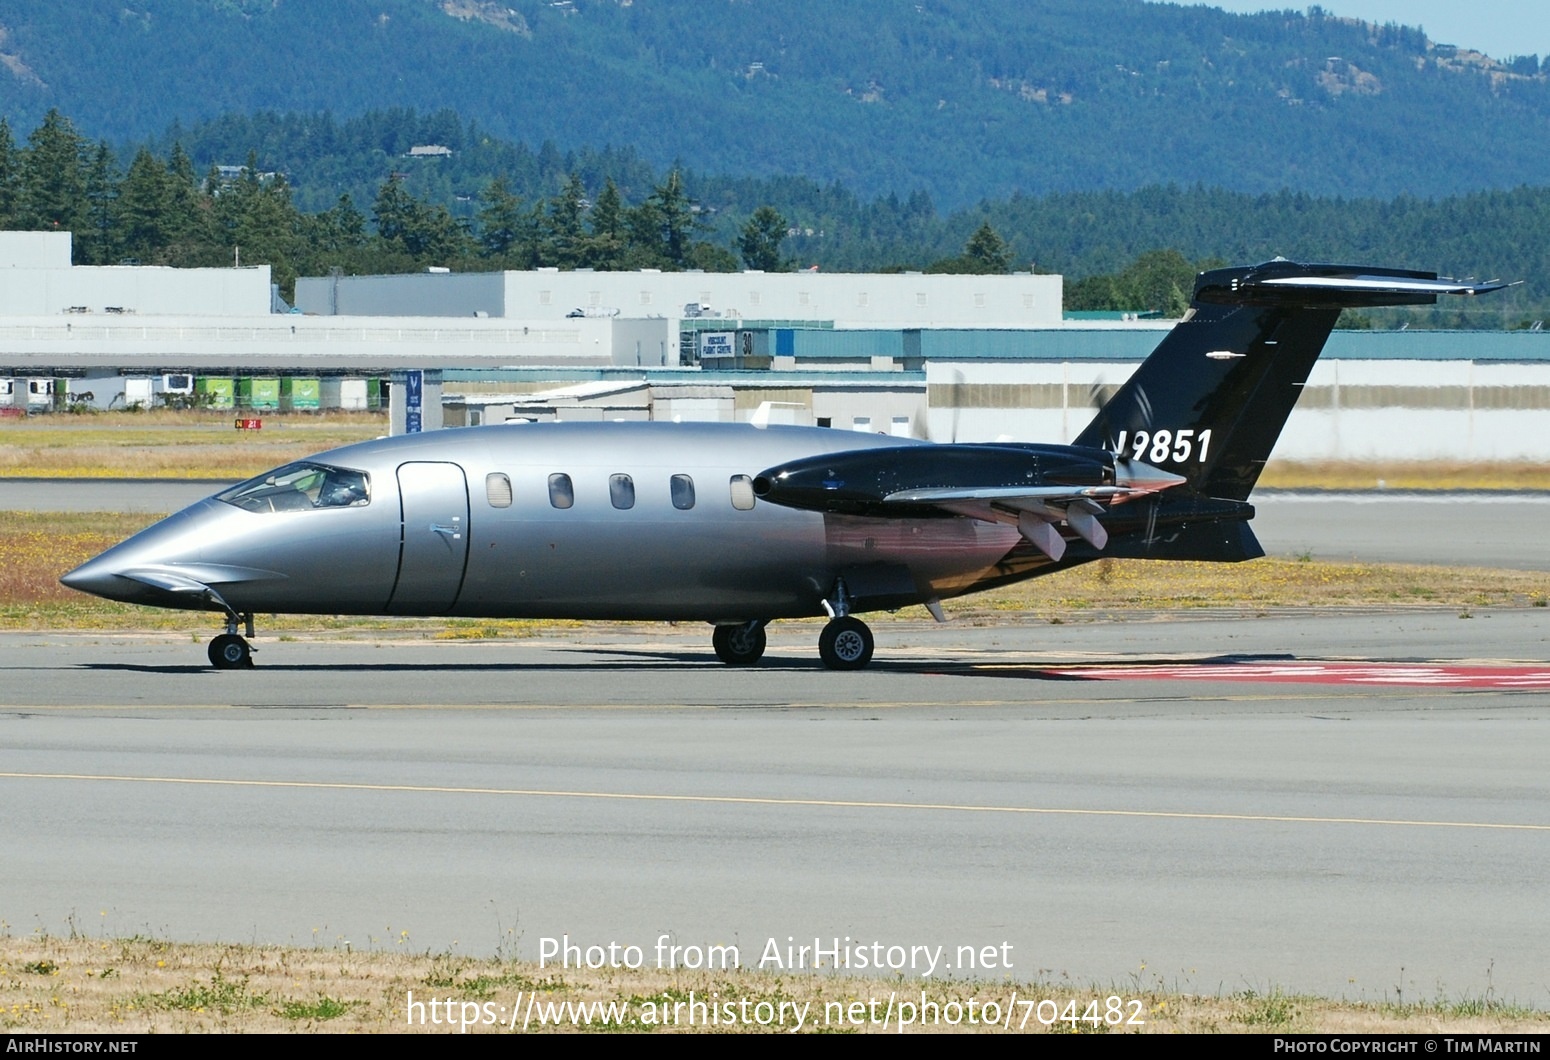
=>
[548,473,574,509]
[485,473,512,508]
[217,461,370,513]
[610,473,635,510]
[729,474,756,511]
[670,474,695,510]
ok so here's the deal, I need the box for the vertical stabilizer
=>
[1073,261,1510,501]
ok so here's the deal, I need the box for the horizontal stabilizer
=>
[1195,261,1516,308]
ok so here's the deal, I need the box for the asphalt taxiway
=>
[3,610,1548,1005]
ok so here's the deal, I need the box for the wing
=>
[882,460,1185,561]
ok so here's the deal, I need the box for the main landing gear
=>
[818,615,874,670]
[816,576,873,670]
[207,611,256,669]
[710,615,876,670]
[710,578,877,671]
[712,621,767,665]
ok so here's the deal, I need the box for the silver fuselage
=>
[64,422,1033,622]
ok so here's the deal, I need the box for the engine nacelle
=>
[752,443,1114,517]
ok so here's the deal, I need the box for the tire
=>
[818,616,873,670]
[713,623,767,666]
[208,634,252,669]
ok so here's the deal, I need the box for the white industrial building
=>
[0,231,271,317]
[925,354,1550,461]
[0,230,1547,463]
[294,268,1065,330]
[0,233,678,409]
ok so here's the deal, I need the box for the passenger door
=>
[388,461,470,613]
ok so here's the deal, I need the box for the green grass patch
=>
[274,995,359,1021]
[141,972,269,1015]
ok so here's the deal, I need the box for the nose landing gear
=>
[208,633,253,669]
[207,610,256,669]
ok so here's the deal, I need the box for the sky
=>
[1198,1,1550,61]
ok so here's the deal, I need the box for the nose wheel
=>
[206,609,256,669]
[819,616,873,670]
[208,633,253,669]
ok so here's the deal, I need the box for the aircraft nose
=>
[60,555,135,602]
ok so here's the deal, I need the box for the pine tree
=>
[647,169,697,266]
[20,110,89,248]
[79,141,120,265]
[476,176,537,267]
[117,148,173,264]
[372,174,418,249]
[542,173,587,268]
[371,173,469,264]
[737,205,789,271]
[0,119,20,229]
[963,221,1012,273]
[583,177,626,270]
[162,143,212,261]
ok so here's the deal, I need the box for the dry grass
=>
[2,934,1544,1034]
[1257,459,1550,491]
[965,556,1550,616]
[0,410,387,479]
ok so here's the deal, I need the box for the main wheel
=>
[208,633,253,669]
[818,616,873,670]
[713,622,767,666]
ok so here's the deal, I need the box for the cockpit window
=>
[218,461,371,513]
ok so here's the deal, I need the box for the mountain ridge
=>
[1,0,1548,209]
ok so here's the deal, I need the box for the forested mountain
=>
[1,0,1548,208]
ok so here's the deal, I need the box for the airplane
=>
[61,260,1507,670]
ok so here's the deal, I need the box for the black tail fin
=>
[1073,261,1510,501]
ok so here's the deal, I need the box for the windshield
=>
[217,461,371,513]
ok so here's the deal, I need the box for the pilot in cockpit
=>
[318,468,369,508]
